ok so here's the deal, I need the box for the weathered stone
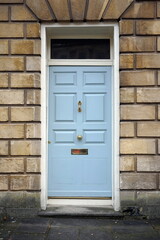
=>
[122,2,155,19]
[0,6,8,21]
[26,158,40,172]
[0,57,24,71]
[157,2,160,18]
[136,54,160,69]
[10,175,40,190]
[11,5,36,21]
[120,70,155,86]
[26,57,41,71]
[0,124,24,138]
[11,40,41,55]
[26,90,41,104]
[137,88,160,103]
[0,23,23,38]
[26,124,41,138]
[136,20,160,35]
[158,105,160,120]
[26,23,40,38]
[120,156,135,171]
[120,173,157,189]
[0,90,24,104]
[137,156,160,172]
[120,88,134,103]
[0,191,40,208]
[120,37,155,52]
[0,158,24,173]
[0,40,8,54]
[11,140,41,156]
[0,141,8,155]
[158,140,160,154]
[120,54,134,69]
[0,73,8,88]
[120,20,134,35]
[120,122,134,137]
[137,191,160,205]
[26,0,53,20]
[120,191,136,206]
[137,122,160,137]
[0,0,23,2]
[0,176,8,190]
[120,139,156,154]
[103,0,133,19]
[11,73,40,88]
[121,105,155,120]
[11,107,40,121]
[0,108,8,122]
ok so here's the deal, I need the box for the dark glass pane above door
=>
[51,39,110,59]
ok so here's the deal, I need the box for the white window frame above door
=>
[41,23,120,211]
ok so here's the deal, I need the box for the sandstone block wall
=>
[120,1,160,214]
[0,1,41,208]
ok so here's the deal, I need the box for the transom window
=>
[51,39,110,59]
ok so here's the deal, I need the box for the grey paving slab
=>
[79,228,114,240]
[9,233,45,240]
[14,218,51,234]
[113,233,160,240]
[47,227,79,240]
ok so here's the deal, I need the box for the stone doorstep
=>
[38,205,123,218]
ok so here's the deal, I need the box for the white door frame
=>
[41,23,120,211]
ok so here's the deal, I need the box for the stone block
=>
[120,70,155,86]
[11,140,41,156]
[121,105,155,120]
[26,124,41,138]
[0,0,23,2]
[137,88,160,103]
[0,73,8,88]
[0,191,40,208]
[11,107,40,121]
[26,23,40,38]
[10,175,40,190]
[119,20,134,35]
[137,156,160,172]
[120,54,134,69]
[0,57,24,71]
[158,140,160,154]
[11,40,41,55]
[120,139,156,154]
[136,20,160,35]
[0,90,24,105]
[11,73,40,88]
[26,90,41,104]
[120,173,157,189]
[120,122,134,137]
[158,71,160,85]
[120,156,135,171]
[26,158,40,172]
[120,88,134,103]
[122,2,155,19]
[137,191,160,205]
[0,176,8,190]
[0,6,8,21]
[158,105,160,120]
[136,54,160,69]
[0,107,8,122]
[120,37,155,52]
[120,191,136,206]
[26,57,41,71]
[0,124,24,138]
[137,122,160,137]
[0,23,23,38]
[11,5,36,21]
[0,158,24,173]
[0,40,8,54]
[157,2,160,18]
[0,141,8,155]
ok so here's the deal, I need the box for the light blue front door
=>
[48,66,112,197]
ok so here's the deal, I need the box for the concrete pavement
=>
[0,217,160,240]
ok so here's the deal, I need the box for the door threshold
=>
[47,199,112,206]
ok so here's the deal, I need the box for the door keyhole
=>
[78,101,82,112]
